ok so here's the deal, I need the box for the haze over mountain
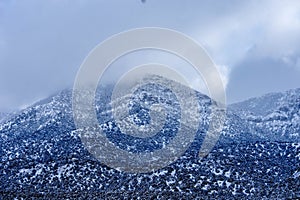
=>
[0,112,8,123]
[1,0,300,111]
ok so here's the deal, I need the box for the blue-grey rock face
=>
[0,78,299,199]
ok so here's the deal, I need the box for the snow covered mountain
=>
[0,76,299,199]
[230,88,300,141]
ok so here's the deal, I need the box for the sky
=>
[0,0,300,112]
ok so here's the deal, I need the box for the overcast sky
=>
[1,0,300,112]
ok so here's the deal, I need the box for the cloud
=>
[227,56,300,103]
[296,57,300,71]
[191,0,300,66]
[0,0,300,110]
[186,0,300,102]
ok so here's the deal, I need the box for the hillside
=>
[0,76,299,199]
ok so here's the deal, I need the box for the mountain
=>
[230,88,300,141]
[0,76,299,199]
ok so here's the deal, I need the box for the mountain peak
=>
[0,79,299,198]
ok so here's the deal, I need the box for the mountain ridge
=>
[0,77,299,199]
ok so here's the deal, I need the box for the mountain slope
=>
[230,88,300,141]
[0,77,299,199]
